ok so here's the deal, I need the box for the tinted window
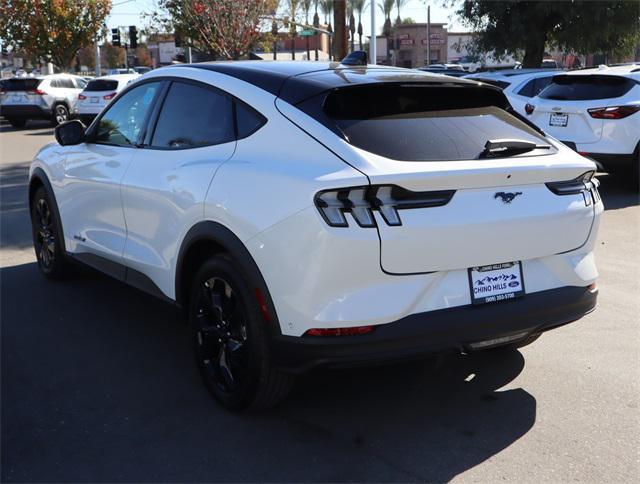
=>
[95,82,160,146]
[540,74,636,100]
[236,102,267,139]
[3,78,42,91]
[86,79,119,91]
[475,78,510,90]
[321,84,551,161]
[75,78,88,89]
[151,82,234,149]
[57,78,75,89]
[517,76,553,98]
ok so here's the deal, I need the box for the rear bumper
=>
[270,286,597,374]
[0,104,51,120]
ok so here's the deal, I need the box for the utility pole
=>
[426,4,431,66]
[370,0,376,64]
[333,0,347,61]
[95,40,101,76]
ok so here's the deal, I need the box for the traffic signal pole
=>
[370,0,376,64]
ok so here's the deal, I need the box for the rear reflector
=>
[305,325,375,336]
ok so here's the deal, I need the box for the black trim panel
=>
[270,286,597,374]
[1,105,52,120]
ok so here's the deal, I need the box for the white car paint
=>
[76,74,140,118]
[30,63,602,341]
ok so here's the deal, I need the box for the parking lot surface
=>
[1,119,639,482]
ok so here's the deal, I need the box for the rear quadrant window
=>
[235,101,267,139]
[151,82,234,149]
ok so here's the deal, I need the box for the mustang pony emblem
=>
[494,192,523,204]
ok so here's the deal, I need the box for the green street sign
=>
[299,29,316,36]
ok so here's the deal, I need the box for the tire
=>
[631,145,640,193]
[30,186,70,278]
[52,104,69,126]
[7,118,26,128]
[188,254,294,411]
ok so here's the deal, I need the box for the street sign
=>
[300,29,316,36]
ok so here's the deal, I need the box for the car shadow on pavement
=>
[0,119,52,133]
[597,172,640,210]
[0,163,32,251]
[1,261,535,483]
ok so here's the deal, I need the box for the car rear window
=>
[474,78,510,89]
[539,74,636,100]
[85,79,119,91]
[3,78,42,91]
[309,84,551,161]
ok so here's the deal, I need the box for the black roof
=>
[183,61,476,104]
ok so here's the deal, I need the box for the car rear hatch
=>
[79,79,119,109]
[530,74,637,145]
[0,78,44,105]
[300,82,597,274]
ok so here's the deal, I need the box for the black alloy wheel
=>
[193,276,249,395]
[53,104,69,126]
[30,186,68,278]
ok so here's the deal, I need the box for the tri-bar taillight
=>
[546,171,600,205]
[587,104,640,119]
[314,185,455,228]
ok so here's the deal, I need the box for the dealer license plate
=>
[91,97,99,103]
[549,113,568,127]
[468,262,525,305]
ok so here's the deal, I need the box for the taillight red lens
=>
[305,325,375,336]
[27,89,46,95]
[103,92,116,100]
[78,94,87,100]
[524,103,535,115]
[588,105,640,119]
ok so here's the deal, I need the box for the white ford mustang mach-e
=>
[29,62,602,410]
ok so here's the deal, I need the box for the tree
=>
[320,0,333,30]
[286,0,300,59]
[379,0,394,62]
[148,0,277,60]
[351,0,366,50]
[0,0,111,69]
[453,0,640,68]
[394,0,408,26]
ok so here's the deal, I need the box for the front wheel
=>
[189,255,293,411]
[30,186,69,278]
[52,104,69,126]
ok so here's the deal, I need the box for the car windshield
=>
[539,74,636,100]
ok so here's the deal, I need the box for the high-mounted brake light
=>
[314,185,455,228]
[103,92,117,100]
[524,103,535,115]
[305,325,375,336]
[587,104,640,119]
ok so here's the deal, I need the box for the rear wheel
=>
[7,118,26,128]
[189,255,293,411]
[632,145,640,193]
[30,186,69,278]
[52,104,69,126]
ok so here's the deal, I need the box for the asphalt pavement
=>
[1,118,639,482]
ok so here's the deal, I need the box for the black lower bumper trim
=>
[270,286,597,374]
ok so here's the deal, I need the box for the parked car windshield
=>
[539,74,636,100]
[320,83,552,161]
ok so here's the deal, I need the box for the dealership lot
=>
[1,120,638,482]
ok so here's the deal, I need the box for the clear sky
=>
[106,0,469,35]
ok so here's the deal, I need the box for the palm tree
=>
[394,0,408,26]
[347,1,355,52]
[320,0,333,32]
[351,0,366,51]
[379,0,394,63]
[313,0,320,60]
[287,0,300,60]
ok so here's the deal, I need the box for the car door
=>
[120,79,237,298]
[58,81,163,276]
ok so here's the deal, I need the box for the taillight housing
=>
[78,94,87,100]
[587,104,640,119]
[314,185,455,228]
[27,89,46,95]
[524,103,535,115]
[103,92,116,100]
[546,171,600,205]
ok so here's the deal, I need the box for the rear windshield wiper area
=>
[481,139,551,158]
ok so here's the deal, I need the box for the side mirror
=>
[54,119,86,146]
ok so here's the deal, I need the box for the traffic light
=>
[111,28,120,47]
[129,26,138,49]
[174,31,182,48]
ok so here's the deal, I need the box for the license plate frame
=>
[468,262,525,305]
[90,96,99,103]
[549,113,569,127]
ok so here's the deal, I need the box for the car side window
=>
[517,79,537,98]
[236,101,267,139]
[533,77,553,96]
[50,79,60,88]
[150,81,234,149]
[75,78,88,89]
[94,82,161,147]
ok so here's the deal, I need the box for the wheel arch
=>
[29,167,67,253]
[175,221,282,336]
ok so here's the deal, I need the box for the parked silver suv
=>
[0,74,87,128]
